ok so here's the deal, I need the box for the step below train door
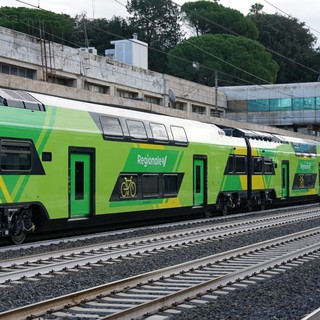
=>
[281,161,289,199]
[193,156,207,207]
[69,148,95,219]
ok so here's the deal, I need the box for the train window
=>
[253,157,263,174]
[171,126,188,145]
[75,161,84,200]
[127,120,147,140]
[100,116,124,139]
[6,99,25,109]
[0,140,32,171]
[0,97,6,106]
[24,101,41,111]
[235,156,246,174]
[309,145,316,154]
[226,155,234,174]
[264,158,274,174]
[142,174,159,197]
[300,144,309,153]
[150,123,169,142]
[164,174,178,196]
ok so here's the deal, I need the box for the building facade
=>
[222,83,320,136]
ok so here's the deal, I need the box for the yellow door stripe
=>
[0,176,12,203]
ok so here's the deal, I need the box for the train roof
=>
[223,127,320,146]
[0,87,225,142]
[1,87,318,148]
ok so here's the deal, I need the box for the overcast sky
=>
[1,0,320,45]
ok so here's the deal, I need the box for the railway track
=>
[1,226,320,319]
[0,206,319,286]
[0,204,316,252]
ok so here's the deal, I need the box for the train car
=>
[220,128,320,214]
[0,87,319,244]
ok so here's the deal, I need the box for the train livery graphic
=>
[0,87,319,244]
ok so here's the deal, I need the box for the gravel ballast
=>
[1,212,320,319]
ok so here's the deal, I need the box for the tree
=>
[249,3,264,15]
[0,6,75,44]
[167,34,279,86]
[181,1,259,40]
[249,13,320,83]
[126,0,184,72]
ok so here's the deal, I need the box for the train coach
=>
[0,87,319,244]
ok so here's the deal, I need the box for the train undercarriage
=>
[215,189,275,216]
[0,206,35,244]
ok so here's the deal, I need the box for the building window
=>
[171,101,186,111]
[144,95,162,105]
[192,105,206,115]
[117,89,139,99]
[0,62,35,80]
[47,75,76,87]
[85,82,110,94]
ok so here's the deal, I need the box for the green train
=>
[0,87,319,244]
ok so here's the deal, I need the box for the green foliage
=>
[126,0,184,72]
[0,6,75,43]
[181,1,258,40]
[249,3,264,15]
[167,34,279,86]
[249,13,320,83]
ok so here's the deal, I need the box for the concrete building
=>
[106,34,148,70]
[0,25,319,140]
[0,26,225,118]
[222,83,320,136]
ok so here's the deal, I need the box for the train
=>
[0,87,319,244]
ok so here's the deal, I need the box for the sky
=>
[1,0,320,45]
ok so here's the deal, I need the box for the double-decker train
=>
[0,87,319,244]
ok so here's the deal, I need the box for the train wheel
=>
[10,232,26,245]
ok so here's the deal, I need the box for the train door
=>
[281,161,289,199]
[193,157,206,207]
[69,149,95,218]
